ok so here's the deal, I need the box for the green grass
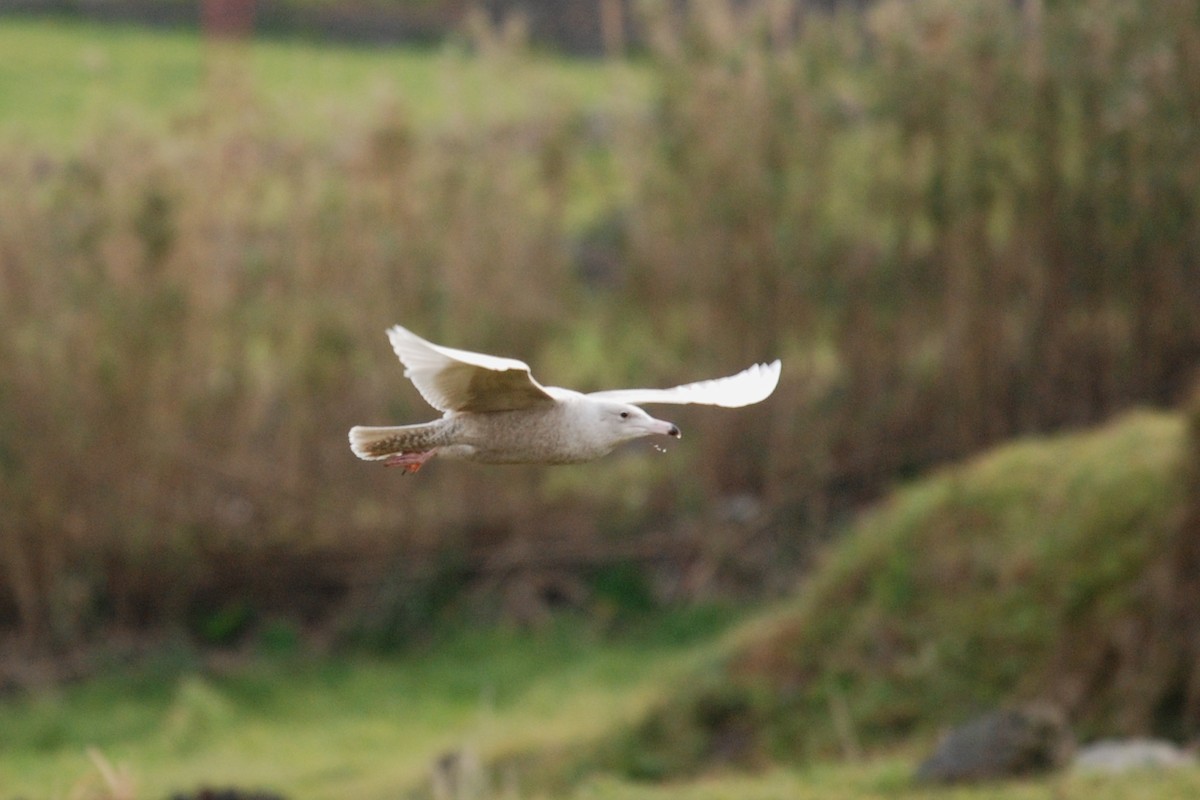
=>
[614,411,1192,777]
[0,17,202,145]
[0,610,736,799]
[7,619,1200,800]
[0,16,647,147]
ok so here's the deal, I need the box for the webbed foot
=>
[383,450,437,473]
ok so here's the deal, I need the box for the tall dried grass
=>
[1,0,1198,651]
[616,0,1200,514]
[0,94,586,646]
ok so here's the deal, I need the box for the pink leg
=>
[383,450,437,473]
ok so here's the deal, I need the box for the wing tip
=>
[730,359,781,407]
[386,324,418,346]
[751,357,781,376]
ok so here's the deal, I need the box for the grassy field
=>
[5,623,1200,800]
[0,15,646,147]
[4,629,1200,800]
[0,610,736,799]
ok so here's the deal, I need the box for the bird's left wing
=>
[586,360,781,408]
[387,325,557,413]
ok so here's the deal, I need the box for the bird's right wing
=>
[587,360,781,408]
[387,325,557,413]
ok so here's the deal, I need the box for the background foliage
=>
[1,0,1198,656]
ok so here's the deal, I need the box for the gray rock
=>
[1073,739,1196,774]
[915,706,1074,784]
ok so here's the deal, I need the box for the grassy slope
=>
[612,411,1190,777]
[0,16,646,147]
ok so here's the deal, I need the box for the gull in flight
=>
[349,325,781,473]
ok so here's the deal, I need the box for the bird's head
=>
[595,401,681,445]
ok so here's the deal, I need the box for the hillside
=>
[602,408,1199,779]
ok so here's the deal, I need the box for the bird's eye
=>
[619,411,630,419]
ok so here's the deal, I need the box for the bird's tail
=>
[348,423,443,461]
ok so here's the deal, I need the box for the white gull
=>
[349,325,781,473]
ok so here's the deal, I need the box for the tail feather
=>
[349,423,442,461]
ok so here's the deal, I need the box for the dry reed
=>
[1,0,1197,651]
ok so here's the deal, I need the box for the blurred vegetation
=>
[4,412,1197,797]
[0,607,737,798]
[604,411,1198,779]
[0,16,649,148]
[1,0,1199,658]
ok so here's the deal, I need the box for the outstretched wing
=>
[387,325,557,413]
[587,360,781,408]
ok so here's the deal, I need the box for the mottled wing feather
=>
[586,360,781,408]
[387,325,557,413]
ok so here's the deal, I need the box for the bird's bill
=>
[645,417,682,439]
